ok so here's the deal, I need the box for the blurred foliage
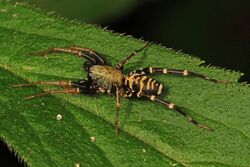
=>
[145,0,250,79]
[14,0,141,23]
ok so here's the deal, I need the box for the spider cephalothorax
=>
[13,43,229,136]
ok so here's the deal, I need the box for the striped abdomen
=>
[124,74,164,97]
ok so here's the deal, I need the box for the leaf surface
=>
[0,2,250,167]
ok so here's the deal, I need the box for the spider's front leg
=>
[34,46,106,71]
[130,67,231,83]
[12,79,95,99]
[116,42,150,70]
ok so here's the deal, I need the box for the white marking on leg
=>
[183,70,188,76]
[128,92,133,97]
[107,89,111,94]
[149,67,153,73]
[76,88,80,94]
[150,95,156,101]
[99,87,106,93]
[140,71,145,75]
[168,103,175,109]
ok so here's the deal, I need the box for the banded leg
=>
[12,79,94,99]
[12,80,72,88]
[114,86,121,137]
[35,47,106,65]
[141,93,213,131]
[130,67,230,83]
[24,88,80,100]
[116,42,150,70]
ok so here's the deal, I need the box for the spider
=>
[12,43,228,136]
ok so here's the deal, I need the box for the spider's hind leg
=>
[141,93,213,131]
[130,67,230,83]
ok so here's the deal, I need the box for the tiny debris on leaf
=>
[90,136,96,142]
[56,114,62,121]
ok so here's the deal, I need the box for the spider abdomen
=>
[124,74,164,97]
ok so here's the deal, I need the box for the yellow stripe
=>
[134,76,140,84]
[157,83,163,95]
[151,80,156,89]
[147,78,152,90]
[125,76,129,86]
[137,76,147,97]
[128,74,136,89]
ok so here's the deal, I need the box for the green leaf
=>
[0,2,250,167]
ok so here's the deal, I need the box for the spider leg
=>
[12,79,95,99]
[11,80,71,88]
[130,67,230,83]
[114,85,121,137]
[34,47,106,70]
[141,93,213,131]
[24,88,80,100]
[116,42,150,70]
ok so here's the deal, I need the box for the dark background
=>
[1,0,249,166]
